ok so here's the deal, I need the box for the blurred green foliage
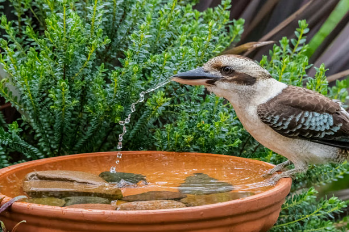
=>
[0,0,241,161]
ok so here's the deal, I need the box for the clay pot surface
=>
[65,204,117,210]
[0,151,291,232]
[118,200,187,210]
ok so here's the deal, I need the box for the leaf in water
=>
[0,221,6,232]
[0,196,27,214]
[11,220,26,232]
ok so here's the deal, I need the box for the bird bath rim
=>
[0,151,292,231]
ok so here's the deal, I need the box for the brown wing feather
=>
[257,86,349,149]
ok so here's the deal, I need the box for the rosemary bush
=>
[0,0,349,230]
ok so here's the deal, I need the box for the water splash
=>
[117,152,122,159]
[110,167,116,173]
[109,80,171,173]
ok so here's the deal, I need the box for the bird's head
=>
[172,55,272,100]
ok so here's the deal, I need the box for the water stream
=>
[10,79,275,210]
[110,80,172,173]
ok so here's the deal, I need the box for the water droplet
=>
[111,200,118,207]
[110,80,171,172]
[110,166,116,173]
[139,91,145,102]
[117,142,122,149]
[145,80,170,93]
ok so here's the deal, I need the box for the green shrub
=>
[0,0,349,230]
[0,0,242,160]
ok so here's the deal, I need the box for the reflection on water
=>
[0,152,275,210]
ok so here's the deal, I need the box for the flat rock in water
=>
[25,170,107,185]
[122,191,186,201]
[179,173,234,195]
[111,200,128,207]
[116,179,140,188]
[180,191,254,207]
[23,180,122,199]
[24,197,65,207]
[118,200,186,211]
[65,204,116,210]
[99,171,146,184]
[64,196,111,206]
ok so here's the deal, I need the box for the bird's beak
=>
[171,67,220,86]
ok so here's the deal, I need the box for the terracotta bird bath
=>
[0,151,291,232]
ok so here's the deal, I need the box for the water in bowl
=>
[13,151,275,210]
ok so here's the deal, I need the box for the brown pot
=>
[0,151,291,232]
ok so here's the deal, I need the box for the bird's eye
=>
[221,66,235,75]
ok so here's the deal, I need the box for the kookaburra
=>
[172,55,349,183]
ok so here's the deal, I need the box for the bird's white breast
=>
[221,79,339,166]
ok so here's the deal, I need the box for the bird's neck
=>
[222,79,288,142]
[222,78,287,110]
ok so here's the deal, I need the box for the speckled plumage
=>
[257,86,349,149]
[173,55,349,183]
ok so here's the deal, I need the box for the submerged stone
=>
[65,204,117,210]
[179,173,234,195]
[116,179,139,188]
[23,180,122,199]
[25,170,107,185]
[111,200,128,207]
[122,191,186,201]
[24,197,66,207]
[118,200,186,211]
[99,171,146,184]
[64,196,111,206]
[180,191,254,207]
